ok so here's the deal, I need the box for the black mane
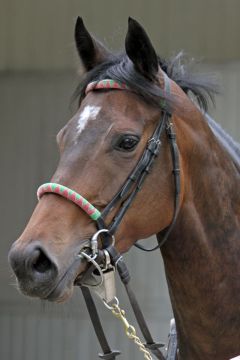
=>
[74,52,219,112]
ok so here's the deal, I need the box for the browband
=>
[85,79,129,95]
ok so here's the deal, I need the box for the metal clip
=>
[104,298,152,360]
[93,266,116,304]
[166,318,178,360]
[90,248,116,303]
[102,267,116,303]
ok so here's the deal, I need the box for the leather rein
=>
[37,74,180,360]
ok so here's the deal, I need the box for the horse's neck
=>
[159,115,240,360]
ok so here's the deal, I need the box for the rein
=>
[37,75,180,360]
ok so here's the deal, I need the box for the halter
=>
[37,75,180,360]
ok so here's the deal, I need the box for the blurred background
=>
[1,0,240,359]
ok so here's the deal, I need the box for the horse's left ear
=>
[125,17,159,79]
[74,17,112,72]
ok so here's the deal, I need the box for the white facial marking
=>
[77,105,101,136]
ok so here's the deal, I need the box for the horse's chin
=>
[16,276,75,303]
[44,283,74,303]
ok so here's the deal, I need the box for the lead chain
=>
[104,298,152,360]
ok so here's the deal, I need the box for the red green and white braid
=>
[85,78,167,109]
[37,183,101,221]
[85,79,129,94]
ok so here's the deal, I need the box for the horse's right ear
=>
[74,17,112,72]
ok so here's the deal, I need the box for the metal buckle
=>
[78,232,117,302]
[166,121,173,131]
[148,138,161,145]
[147,138,161,155]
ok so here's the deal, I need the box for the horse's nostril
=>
[31,248,53,274]
[9,242,59,298]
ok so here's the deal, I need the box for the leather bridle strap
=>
[159,120,181,246]
[135,117,181,251]
[78,251,121,360]
[101,110,169,235]
[106,245,165,360]
[81,286,121,360]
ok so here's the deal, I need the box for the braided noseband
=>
[37,183,101,221]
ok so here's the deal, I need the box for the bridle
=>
[37,74,180,360]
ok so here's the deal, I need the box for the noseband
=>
[37,75,180,360]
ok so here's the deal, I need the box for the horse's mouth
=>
[39,257,88,303]
[45,258,87,302]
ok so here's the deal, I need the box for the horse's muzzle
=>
[8,241,58,298]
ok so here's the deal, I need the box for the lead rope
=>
[81,286,121,360]
[104,298,152,360]
[106,245,166,360]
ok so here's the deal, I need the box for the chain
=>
[104,298,152,360]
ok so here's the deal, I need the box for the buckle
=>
[144,342,165,350]
[148,138,161,145]
[98,350,121,359]
[147,138,161,155]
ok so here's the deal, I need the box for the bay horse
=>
[8,17,240,360]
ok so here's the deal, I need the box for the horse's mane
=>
[74,51,219,112]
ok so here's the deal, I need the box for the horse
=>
[8,17,240,360]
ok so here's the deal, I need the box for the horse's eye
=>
[115,135,140,152]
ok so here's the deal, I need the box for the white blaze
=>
[76,105,101,135]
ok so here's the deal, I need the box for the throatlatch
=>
[37,75,179,360]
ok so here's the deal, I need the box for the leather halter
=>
[37,74,180,360]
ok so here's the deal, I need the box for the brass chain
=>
[104,298,152,360]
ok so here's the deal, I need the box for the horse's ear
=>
[74,17,111,71]
[125,17,159,79]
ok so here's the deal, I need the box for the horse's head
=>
[9,18,185,302]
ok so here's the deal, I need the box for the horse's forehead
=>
[67,91,156,144]
[78,91,154,124]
